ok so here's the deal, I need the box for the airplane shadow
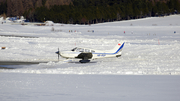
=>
[67,61,98,64]
[0,61,47,69]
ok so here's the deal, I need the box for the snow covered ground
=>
[0,15,180,75]
[0,15,180,100]
[1,74,180,101]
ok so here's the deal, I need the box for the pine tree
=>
[152,4,158,16]
[0,2,7,15]
[126,3,133,19]
[174,0,180,13]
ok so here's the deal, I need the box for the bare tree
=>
[7,0,24,16]
[35,0,42,8]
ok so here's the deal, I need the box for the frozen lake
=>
[1,73,180,101]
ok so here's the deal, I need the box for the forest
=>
[0,0,180,24]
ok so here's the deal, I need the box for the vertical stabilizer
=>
[109,42,125,54]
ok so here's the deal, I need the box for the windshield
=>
[71,47,77,51]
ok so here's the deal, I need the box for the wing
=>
[75,52,92,60]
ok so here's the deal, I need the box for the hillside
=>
[0,0,72,16]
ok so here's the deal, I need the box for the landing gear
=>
[79,60,90,63]
[116,55,121,57]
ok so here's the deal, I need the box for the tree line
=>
[0,1,7,15]
[1,0,180,24]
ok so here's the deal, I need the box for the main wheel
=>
[79,60,90,63]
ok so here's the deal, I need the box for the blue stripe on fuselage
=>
[93,42,125,55]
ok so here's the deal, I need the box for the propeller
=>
[55,48,60,61]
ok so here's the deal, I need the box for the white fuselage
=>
[60,50,121,59]
[59,42,125,60]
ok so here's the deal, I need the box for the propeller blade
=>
[58,54,59,61]
[55,48,60,61]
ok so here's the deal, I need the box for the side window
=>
[85,49,90,52]
[75,48,84,52]
[79,48,84,52]
[91,50,95,53]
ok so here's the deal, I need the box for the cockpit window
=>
[72,47,95,53]
[76,48,84,52]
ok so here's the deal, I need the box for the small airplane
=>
[55,42,125,63]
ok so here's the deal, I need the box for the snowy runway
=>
[1,15,180,100]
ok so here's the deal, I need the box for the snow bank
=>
[45,21,54,26]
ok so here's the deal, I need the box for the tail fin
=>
[111,42,125,54]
